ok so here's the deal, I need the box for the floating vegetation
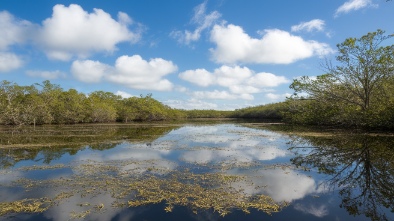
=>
[0,198,49,216]
[1,161,288,219]
[0,123,313,220]
[17,164,68,171]
[125,172,285,216]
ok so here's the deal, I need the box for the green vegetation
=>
[1,168,286,218]
[0,80,186,125]
[287,30,394,128]
[231,102,287,120]
[1,30,393,129]
[182,109,233,118]
[235,30,394,129]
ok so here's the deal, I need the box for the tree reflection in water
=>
[289,134,394,221]
[0,124,179,169]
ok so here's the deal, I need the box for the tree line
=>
[0,80,188,125]
[233,30,394,129]
[1,30,393,128]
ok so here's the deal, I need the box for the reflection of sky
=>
[0,124,340,221]
[181,145,288,164]
[73,144,177,175]
[67,124,292,167]
[42,192,128,221]
[225,168,327,203]
[294,203,329,218]
[176,125,290,164]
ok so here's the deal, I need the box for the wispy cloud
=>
[335,0,377,17]
[193,90,254,100]
[291,19,325,32]
[294,203,329,218]
[26,70,66,79]
[170,1,221,45]
[163,98,219,110]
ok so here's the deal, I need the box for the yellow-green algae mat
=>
[0,161,288,219]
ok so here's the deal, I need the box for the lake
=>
[0,122,393,221]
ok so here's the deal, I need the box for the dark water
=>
[0,123,393,221]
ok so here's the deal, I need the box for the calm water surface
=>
[0,123,393,221]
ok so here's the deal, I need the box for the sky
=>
[1,0,394,110]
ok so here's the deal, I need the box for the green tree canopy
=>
[291,29,394,111]
[288,30,394,127]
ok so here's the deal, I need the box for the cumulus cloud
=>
[210,24,334,64]
[107,55,177,91]
[0,11,35,50]
[72,55,177,91]
[178,69,214,87]
[0,52,23,72]
[38,4,142,61]
[335,0,377,17]
[247,72,290,87]
[170,1,221,45]
[26,70,66,79]
[291,19,325,32]
[71,60,111,83]
[179,65,289,100]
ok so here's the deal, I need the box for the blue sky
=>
[1,0,393,110]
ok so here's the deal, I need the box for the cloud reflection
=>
[294,203,329,217]
[0,124,327,220]
[226,168,326,203]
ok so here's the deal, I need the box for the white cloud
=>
[179,65,289,99]
[0,11,31,72]
[0,11,35,50]
[210,24,334,64]
[26,70,66,79]
[163,98,218,110]
[170,1,221,45]
[107,55,177,91]
[214,65,253,87]
[291,19,325,32]
[179,69,215,87]
[193,90,254,100]
[38,4,142,61]
[335,0,377,16]
[72,55,177,91]
[71,60,111,83]
[180,65,290,101]
[247,72,290,87]
[229,85,260,94]
[115,91,135,98]
[0,52,23,72]
[164,98,249,110]
[266,93,292,101]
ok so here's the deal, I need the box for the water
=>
[0,123,393,221]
